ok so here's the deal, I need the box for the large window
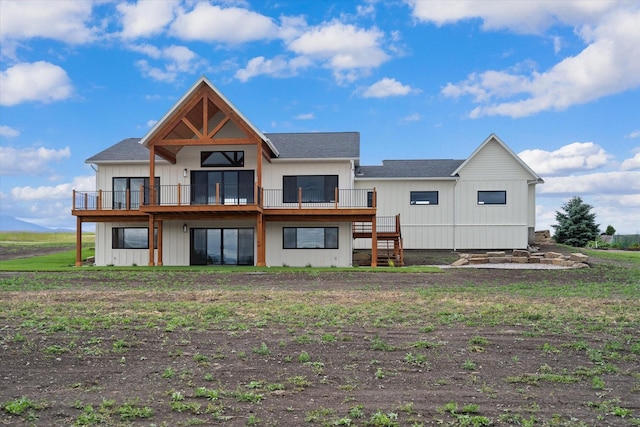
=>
[410,191,438,205]
[112,227,157,249]
[191,170,254,205]
[283,175,338,203]
[201,151,244,167]
[113,177,159,209]
[190,228,254,265]
[478,191,506,205]
[283,227,339,249]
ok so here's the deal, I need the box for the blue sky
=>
[1,0,639,234]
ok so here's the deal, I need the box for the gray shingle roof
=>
[357,159,465,178]
[265,132,359,159]
[86,138,156,163]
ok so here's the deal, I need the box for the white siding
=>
[459,139,534,180]
[265,222,352,267]
[355,179,456,249]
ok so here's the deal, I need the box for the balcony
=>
[72,185,376,217]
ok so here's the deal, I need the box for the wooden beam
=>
[148,214,155,266]
[157,220,163,266]
[153,146,177,164]
[181,117,203,139]
[75,217,82,267]
[208,116,230,139]
[371,215,377,268]
[256,213,265,266]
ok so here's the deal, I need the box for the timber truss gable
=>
[143,79,277,164]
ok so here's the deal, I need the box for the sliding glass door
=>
[191,170,254,205]
[190,228,254,265]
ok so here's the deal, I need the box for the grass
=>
[1,235,640,426]
[0,231,94,244]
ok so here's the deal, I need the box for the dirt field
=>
[1,246,638,426]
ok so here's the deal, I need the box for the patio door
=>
[190,228,254,265]
[191,170,254,205]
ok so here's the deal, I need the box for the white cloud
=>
[538,171,640,196]
[0,125,19,137]
[362,77,414,98]
[626,130,640,139]
[117,0,178,39]
[0,0,97,45]
[519,142,612,176]
[295,113,315,120]
[0,145,71,175]
[407,0,614,34]
[11,175,95,201]
[170,3,278,43]
[401,113,421,123]
[287,20,390,83]
[410,1,640,117]
[621,152,640,171]
[0,61,73,106]
[134,45,202,82]
[235,55,312,81]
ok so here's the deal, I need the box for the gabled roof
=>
[85,138,159,163]
[139,76,279,160]
[357,159,464,179]
[452,133,543,181]
[85,133,360,163]
[266,132,359,160]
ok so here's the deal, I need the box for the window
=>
[283,227,339,249]
[112,227,157,249]
[410,191,438,205]
[113,177,159,209]
[201,151,244,167]
[191,170,254,205]
[283,175,338,203]
[478,191,506,205]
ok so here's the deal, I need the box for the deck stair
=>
[353,214,404,267]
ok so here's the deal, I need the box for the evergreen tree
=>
[552,196,600,247]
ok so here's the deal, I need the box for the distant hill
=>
[0,215,52,232]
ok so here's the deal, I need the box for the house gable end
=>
[453,134,542,182]
[140,77,278,163]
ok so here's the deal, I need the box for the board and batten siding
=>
[355,179,456,249]
[265,221,353,267]
[457,139,535,181]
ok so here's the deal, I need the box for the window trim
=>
[112,227,157,249]
[410,191,439,205]
[282,175,338,203]
[283,227,339,249]
[477,190,507,205]
[112,176,159,209]
[200,151,245,167]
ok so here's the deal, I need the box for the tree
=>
[552,196,600,247]
[604,225,616,236]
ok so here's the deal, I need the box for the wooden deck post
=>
[157,220,163,266]
[148,215,155,266]
[97,190,102,210]
[256,213,266,266]
[371,215,377,268]
[75,217,82,267]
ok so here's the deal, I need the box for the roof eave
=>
[139,76,279,157]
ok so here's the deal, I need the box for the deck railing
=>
[74,186,376,211]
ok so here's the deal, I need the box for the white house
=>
[72,77,543,267]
